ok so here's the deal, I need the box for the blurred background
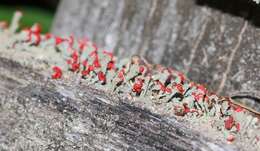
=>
[0,0,59,33]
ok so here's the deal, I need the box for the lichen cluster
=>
[1,12,260,147]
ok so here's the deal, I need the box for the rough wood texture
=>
[0,57,236,150]
[52,0,260,111]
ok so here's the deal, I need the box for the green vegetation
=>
[0,5,53,33]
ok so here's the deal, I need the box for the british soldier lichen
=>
[1,12,260,147]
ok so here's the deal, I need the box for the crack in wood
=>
[217,21,248,94]
[137,0,168,56]
[113,0,137,56]
[184,10,210,74]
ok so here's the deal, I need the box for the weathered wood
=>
[0,56,235,150]
[52,0,260,111]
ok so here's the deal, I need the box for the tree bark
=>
[52,0,260,111]
[0,56,235,150]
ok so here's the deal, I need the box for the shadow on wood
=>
[196,0,260,27]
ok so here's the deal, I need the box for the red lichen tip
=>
[93,57,101,68]
[31,23,42,34]
[52,66,62,79]
[98,71,106,83]
[44,33,53,40]
[107,61,115,70]
[139,66,145,73]
[103,50,114,59]
[55,36,65,45]
[132,79,144,94]
[235,106,243,112]
[118,69,125,81]
[224,116,234,130]
[227,135,235,143]
[176,83,185,94]
[235,123,240,132]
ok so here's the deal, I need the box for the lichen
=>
[1,12,260,149]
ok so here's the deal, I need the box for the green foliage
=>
[0,5,53,33]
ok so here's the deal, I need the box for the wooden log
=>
[52,0,260,112]
[0,56,235,150]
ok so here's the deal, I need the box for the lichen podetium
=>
[1,12,260,149]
